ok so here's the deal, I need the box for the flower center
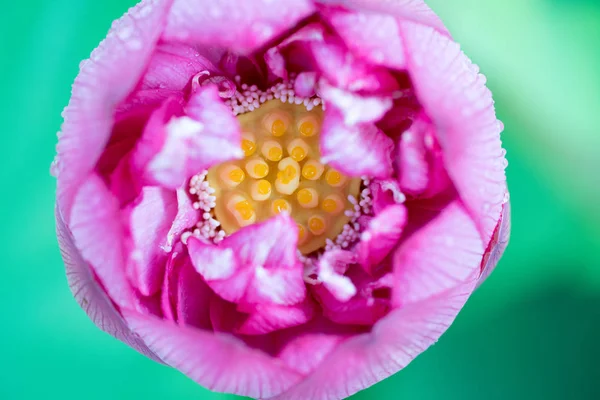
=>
[207,100,361,254]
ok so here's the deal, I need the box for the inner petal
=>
[207,99,361,254]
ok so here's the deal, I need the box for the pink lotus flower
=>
[53,0,510,398]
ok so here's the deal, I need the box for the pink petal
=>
[315,0,449,36]
[245,265,306,306]
[321,110,394,178]
[393,201,483,306]
[326,9,406,69]
[274,275,477,399]
[146,85,243,188]
[69,173,133,308]
[397,117,430,194]
[294,72,317,97]
[127,187,178,296]
[141,43,217,92]
[358,204,407,274]
[319,82,393,126]
[163,0,315,54]
[177,254,213,329]
[479,199,511,285]
[55,0,173,222]
[124,311,302,398]
[400,22,507,245]
[56,205,161,363]
[161,249,182,321]
[236,299,316,336]
[165,188,198,251]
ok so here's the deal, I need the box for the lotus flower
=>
[53,0,510,398]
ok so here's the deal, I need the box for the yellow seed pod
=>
[307,215,326,235]
[297,115,319,137]
[261,140,283,162]
[325,168,348,187]
[245,158,269,179]
[271,198,292,215]
[219,164,245,188]
[275,157,300,195]
[226,194,256,227]
[250,180,272,201]
[301,159,325,181]
[321,194,344,215]
[241,132,257,157]
[263,111,290,137]
[287,138,309,162]
[297,188,318,209]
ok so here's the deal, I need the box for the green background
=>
[2,0,599,398]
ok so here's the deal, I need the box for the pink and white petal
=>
[69,173,133,308]
[294,72,317,97]
[236,300,315,336]
[146,85,243,188]
[56,0,174,222]
[397,118,431,195]
[326,9,406,69]
[321,111,394,179]
[358,204,407,274]
[273,274,477,399]
[223,214,299,272]
[479,199,510,286]
[163,0,315,54]
[165,188,198,251]
[315,0,449,37]
[392,200,483,306]
[57,206,162,363]
[245,265,307,306]
[400,22,507,245]
[176,255,213,329]
[312,283,389,326]
[187,236,254,304]
[127,187,178,296]
[124,311,303,398]
[317,250,357,302]
[319,83,393,126]
[370,179,407,215]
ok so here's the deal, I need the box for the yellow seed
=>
[287,138,309,162]
[242,140,256,157]
[268,147,283,161]
[245,159,269,179]
[272,119,286,137]
[301,160,324,181]
[235,201,254,220]
[262,140,283,161]
[291,147,306,162]
[325,168,347,187]
[322,194,343,215]
[297,224,307,244]
[272,199,292,214]
[297,188,318,208]
[229,168,245,183]
[275,157,300,195]
[308,215,326,235]
[299,121,314,137]
[257,180,271,195]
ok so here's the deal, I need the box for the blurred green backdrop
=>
[1,0,599,398]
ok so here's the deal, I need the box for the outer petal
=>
[124,311,302,398]
[315,0,449,36]
[400,22,507,245]
[163,0,315,54]
[56,206,161,363]
[69,173,133,308]
[146,85,243,188]
[321,110,394,178]
[325,9,406,69]
[176,255,212,329]
[55,0,173,221]
[479,199,511,285]
[127,187,178,296]
[358,204,407,274]
[393,201,483,306]
[274,273,477,399]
